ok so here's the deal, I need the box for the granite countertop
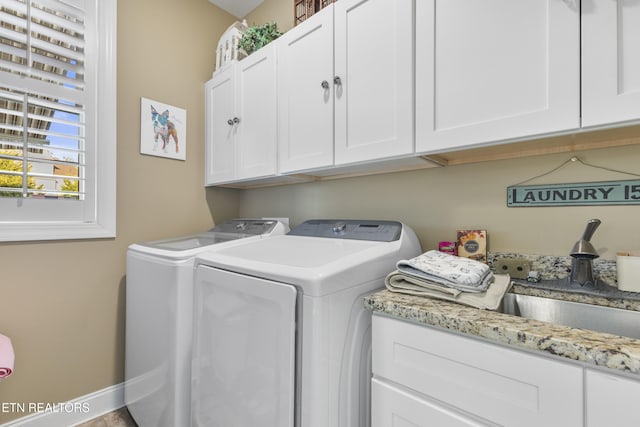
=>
[364,285,640,376]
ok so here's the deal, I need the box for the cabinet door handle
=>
[227,119,234,126]
[321,80,329,89]
[333,76,342,86]
[233,117,240,124]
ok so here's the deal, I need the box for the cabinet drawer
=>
[372,315,583,427]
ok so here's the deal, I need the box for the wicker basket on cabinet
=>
[294,0,335,26]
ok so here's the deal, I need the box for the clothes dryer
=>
[125,219,288,427]
[191,219,421,427]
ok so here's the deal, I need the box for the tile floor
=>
[76,407,137,427]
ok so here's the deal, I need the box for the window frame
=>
[0,0,116,242]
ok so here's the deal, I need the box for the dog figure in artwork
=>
[151,105,180,153]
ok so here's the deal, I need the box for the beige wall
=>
[238,144,640,260]
[0,0,240,423]
[245,0,295,31]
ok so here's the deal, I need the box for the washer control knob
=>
[332,222,347,234]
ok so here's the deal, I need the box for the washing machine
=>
[125,219,289,427]
[191,219,421,427]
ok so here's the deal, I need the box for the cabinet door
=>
[333,0,413,165]
[415,0,580,153]
[277,5,334,173]
[372,378,489,427]
[373,316,583,427]
[585,369,640,427]
[582,0,640,128]
[205,67,236,185]
[236,44,278,180]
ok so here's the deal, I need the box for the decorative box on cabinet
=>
[277,0,414,174]
[415,0,580,153]
[582,0,640,128]
[372,315,583,427]
[205,43,278,185]
[294,0,335,26]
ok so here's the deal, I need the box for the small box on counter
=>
[456,229,487,263]
[438,241,457,256]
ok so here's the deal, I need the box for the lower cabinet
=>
[373,315,640,427]
[586,369,640,427]
[372,315,583,427]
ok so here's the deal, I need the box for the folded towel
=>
[0,334,14,379]
[385,273,512,310]
[396,250,493,292]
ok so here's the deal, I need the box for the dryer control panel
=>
[211,219,278,235]
[288,219,402,242]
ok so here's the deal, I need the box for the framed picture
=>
[140,97,187,160]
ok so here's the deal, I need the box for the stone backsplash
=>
[487,252,618,285]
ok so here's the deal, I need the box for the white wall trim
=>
[0,383,125,427]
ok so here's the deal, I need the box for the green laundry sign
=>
[507,179,640,207]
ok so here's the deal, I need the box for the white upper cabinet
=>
[277,6,334,174]
[235,45,278,180]
[333,0,414,165]
[205,66,236,184]
[415,0,580,153]
[277,0,414,174]
[582,0,640,128]
[204,0,640,187]
[205,44,277,185]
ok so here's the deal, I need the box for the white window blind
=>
[0,0,116,241]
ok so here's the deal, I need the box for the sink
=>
[511,277,640,301]
[498,293,640,340]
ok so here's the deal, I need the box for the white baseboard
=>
[0,383,125,427]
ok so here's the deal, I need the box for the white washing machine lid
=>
[128,219,288,260]
[196,220,419,296]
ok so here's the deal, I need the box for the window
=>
[0,0,116,241]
